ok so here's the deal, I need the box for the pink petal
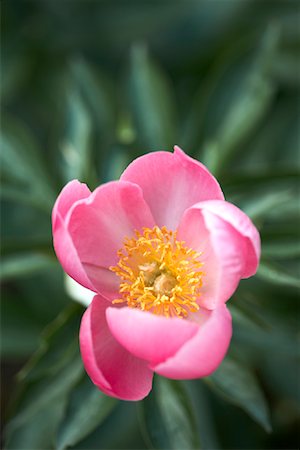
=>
[52,180,91,227]
[106,307,199,366]
[195,200,260,278]
[67,181,155,297]
[177,200,260,308]
[120,146,224,230]
[80,295,153,401]
[52,180,95,291]
[151,305,232,379]
[177,208,221,309]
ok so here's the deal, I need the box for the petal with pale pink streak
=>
[106,307,199,366]
[80,295,153,401]
[67,181,155,295]
[194,200,260,278]
[120,146,224,230]
[152,305,232,379]
[52,180,95,291]
[177,208,220,309]
[177,201,257,308]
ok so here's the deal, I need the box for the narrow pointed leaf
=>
[0,253,57,282]
[207,357,271,433]
[57,377,117,450]
[257,260,300,289]
[140,377,200,449]
[128,44,177,148]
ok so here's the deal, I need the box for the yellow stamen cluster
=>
[110,226,204,318]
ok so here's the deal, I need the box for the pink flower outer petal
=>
[80,295,153,401]
[177,200,260,308]
[67,180,156,299]
[106,307,199,366]
[120,146,224,230]
[195,200,260,278]
[52,180,96,292]
[151,305,232,379]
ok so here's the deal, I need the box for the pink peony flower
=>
[52,146,260,401]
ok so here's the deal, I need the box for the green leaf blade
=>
[207,357,272,433]
[140,377,200,450]
[128,44,177,149]
[57,377,117,450]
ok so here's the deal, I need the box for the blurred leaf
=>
[0,199,52,247]
[127,44,177,149]
[72,401,146,450]
[9,355,83,429]
[1,290,41,359]
[5,305,84,448]
[181,31,256,153]
[0,116,56,212]
[1,235,51,256]
[223,168,300,190]
[5,355,83,449]
[57,377,117,450]
[203,24,280,175]
[5,398,66,450]
[262,240,300,258]
[19,304,82,382]
[1,49,32,103]
[257,259,300,289]
[140,377,200,449]
[183,380,221,450]
[0,253,57,282]
[207,357,272,433]
[0,184,54,212]
[60,83,93,183]
[241,189,293,222]
[271,51,300,87]
[70,58,115,146]
[231,305,300,359]
[1,268,71,359]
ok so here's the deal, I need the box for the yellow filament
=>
[110,226,204,318]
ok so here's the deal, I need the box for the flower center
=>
[110,226,204,318]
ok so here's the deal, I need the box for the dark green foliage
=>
[1,1,299,449]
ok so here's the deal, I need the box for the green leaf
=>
[241,189,293,222]
[57,377,117,450]
[9,356,83,429]
[5,398,67,450]
[202,24,280,175]
[69,58,115,146]
[231,305,300,359]
[60,82,93,183]
[58,59,117,186]
[207,357,271,433]
[1,49,32,102]
[262,240,300,259]
[19,304,83,382]
[0,116,56,211]
[4,306,84,448]
[183,380,221,450]
[0,235,51,256]
[71,401,145,450]
[127,44,177,149]
[140,377,200,449]
[0,253,57,282]
[1,290,41,359]
[223,168,300,190]
[257,259,300,289]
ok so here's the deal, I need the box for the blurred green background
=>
[1,1,299,449]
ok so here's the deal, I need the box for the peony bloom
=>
[52,146,260,401]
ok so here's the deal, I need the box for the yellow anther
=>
[110,226,204,318]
